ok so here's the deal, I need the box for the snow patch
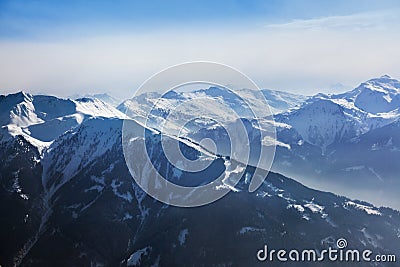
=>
[127,246,151,266]
[84,185,104,193]
[123,213,133,221]
[304,203,325,213]
[111,179,133,202]
[287,204,305,212]
[178,229,189,246]
[239,227,265,234]
[345,201,381,216]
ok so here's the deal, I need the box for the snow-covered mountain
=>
[261,88,309,113]
[276,75,400,150]
[0,102,399,266]
[69,92,122,107]
[1,77,400,265]
[0,91,126,148]
[271,76,400,208]
[118,76,399,154]
[117,86,305,163]
[334,75,400,114]
[116,76,400,209]
[117,87,308,123]
[276,99,359,152]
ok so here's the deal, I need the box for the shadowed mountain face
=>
[0,111,399,266]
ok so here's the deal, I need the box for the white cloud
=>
[265,10,400,31]
[0,11,399,98]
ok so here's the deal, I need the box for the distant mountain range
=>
[69,93,122,107]
[117,75,400,208]
[1,76,399,266]
[274,75,400,208]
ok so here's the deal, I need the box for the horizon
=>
[1,74,398,100]
[0,0,400,98]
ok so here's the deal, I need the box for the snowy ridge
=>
[344,201,382,216]
[336,75,400,114]
[70,93,122,107]
[117,86,308,127]
[0,92,126,150]
[261,89,309,114]
[275,75,400,151]
[0,92,43,127]
[75,97,126,118]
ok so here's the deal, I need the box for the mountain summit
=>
[0,92,126,146]
[334,75,400,114]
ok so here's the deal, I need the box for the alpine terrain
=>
[0,79,399,265]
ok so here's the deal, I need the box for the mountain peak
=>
[380,74,392,79]
[17,91,32,99]
[75,97,96,103]
[330,75,400,114]
[1,91,33,102]
[0,91,34,115]
[365,75,399,86]
[77,93,122,107]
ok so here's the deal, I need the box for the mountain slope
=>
[276,99,359,151]
[261,89,309,113]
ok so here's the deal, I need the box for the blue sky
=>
[1,0,398,38]
[0,0,400,97]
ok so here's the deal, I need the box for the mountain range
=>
[1,76,399,266]
[117,75,400,208]
[274,75,400,208]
